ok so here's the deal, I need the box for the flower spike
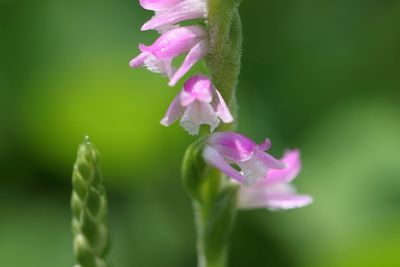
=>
[140,0,207,32]
[129,26,208,86]
[203,132,287,186]
[238,150,313,210]
[161,74,233,135]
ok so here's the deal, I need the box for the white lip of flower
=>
[143,55,174,77]
[180,101,220,136]
[236,155,269,187]
[160,74,234,135]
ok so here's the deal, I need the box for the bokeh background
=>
[1,0,400,266]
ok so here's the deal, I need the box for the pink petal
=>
[207,132,257,162]
[257,138,271,151]
[160,92,185,126]
[237,186,268,209]
[264,149,302,184]
[141,26,207,60]
[180,89,196,107]
[255,150,287,170]
[181,75,213,106]
[213,89,234,123]
[168,39,208,86]
[262,194,313,210]
[129,51,150,68]
[203,145,245,184]
[160,58,175,78]
[139,0,181,11]
[238,183,313,210]
[141,0,207,31]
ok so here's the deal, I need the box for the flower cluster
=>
[130,0,228,134]
[130,0,312,210]
[203,132,313,210]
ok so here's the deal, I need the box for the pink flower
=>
[161,75,233,135]
[129,25,208,86]
[202,132,287,186]
[238,150,313,210]
[139,0,207,32]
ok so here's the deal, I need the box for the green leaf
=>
[204,185,239,264]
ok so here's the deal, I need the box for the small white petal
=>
[143,55,174,77]
[237,155,269,187]
[180,101,219,135]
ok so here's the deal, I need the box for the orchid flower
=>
[139,0,207,32]
[161,74,233,135]
[203,132,287,186]
[129,25,208,86]
[238,150,313,210]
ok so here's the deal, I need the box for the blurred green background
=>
[1,0,400,266]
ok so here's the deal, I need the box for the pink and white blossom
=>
[161,75,233,135]
[203,132,287,186]
[129,26,208,86]
[238,150,313,210]
[139,0,207,32]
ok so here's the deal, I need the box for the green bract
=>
[71,137,111,267]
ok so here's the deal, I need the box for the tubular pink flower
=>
[161,75,233,135]
[140,0,182,11]
[202,132,287,186]
[129,26,208,86]
[140,0,207,32]
[238,150,313,210]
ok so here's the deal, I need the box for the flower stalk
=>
[182,139,239,267]
[206,0,242,119]
[181,1,243,266]
[129,1,312,267]
[71,137,111,267]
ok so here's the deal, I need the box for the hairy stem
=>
[182,142,240,267]
[206,0,242,121]
[183,1,243,267]
[193,184,239,267]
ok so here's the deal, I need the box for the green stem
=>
[182,142,240,267]
[183,1,243,267]
[206,0,242,122]
[193,184,239,267]
[195,204,226,267]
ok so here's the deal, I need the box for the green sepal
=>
[182,137,227,206]
[74,234,96,267]
[181,137,208,203]
[87,187,101,217]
